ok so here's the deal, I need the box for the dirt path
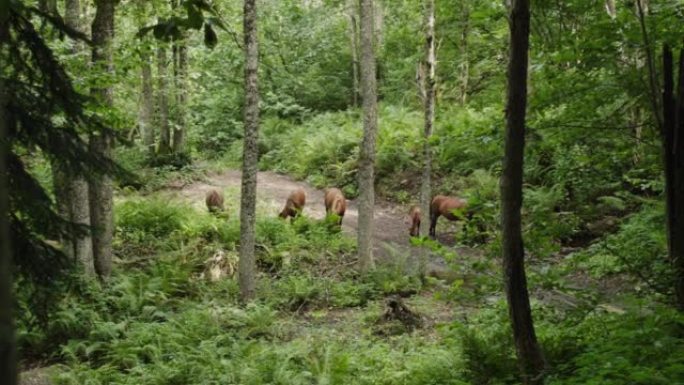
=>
[166,169,477,275]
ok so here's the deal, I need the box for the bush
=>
[547,306,684,385]
[569,201,670,292]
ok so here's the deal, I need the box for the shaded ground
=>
[164,169,479,276]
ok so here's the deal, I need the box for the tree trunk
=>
[675,48,684,311]
[239,0,259,302]
[38,0,57,14]
[0,62,18,385]
[636,0,662,132]
[604,0,616,18]
[63,0,95,276]
[357,0,378,273]
[459,2,470,105]
[501,0,546,383]
[172,40,187,153]
[374,0,383,50]
[348,0,359,107]
[51,163,71,250]
[662,46,684,311]
[156,44,171,155]
[89,0,116,280]
[140,46,155,155]
[44,0,71,256]
[419,0,435,244]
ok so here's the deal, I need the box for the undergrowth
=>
[16,188,683,385]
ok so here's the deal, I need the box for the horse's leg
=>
[429,211,438,238]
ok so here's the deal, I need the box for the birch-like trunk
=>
[239,0,260,302]
[140,46,155,154]
[357,0,378,273]
[64,0,95,276]
[156,44,171,155]
[459,2,470,105]
[501,0,546,383]
[89,0,116,279]
[348,0,359,107]
[172,40,187,153]
[419,0,435,244]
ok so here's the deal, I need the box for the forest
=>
[2,0,684,384]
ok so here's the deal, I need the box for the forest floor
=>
[162,168,480,278]
[162,168,628,307]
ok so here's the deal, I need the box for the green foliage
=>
[547,306,684,385]
[568,202,670,292]
[447,306,518,385]
[117,198,188,240]
[115,145,207,193]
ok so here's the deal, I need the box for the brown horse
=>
[429,195,467,238]
[324,188,346,226]
[279,188,306,220]
[205,189,225,213]
[408,205,421,237]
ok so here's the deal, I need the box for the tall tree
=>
[136,1,155,155]
[500,0,545,383]
[140,43,155,155]
[156,43,172,155]
[170,0,188,154]
[661,46,684,311]
[172,39,187,153]
[458,1,470,105]
[0,42,17,385]
[348,0,359,107]
[419,0,435,241]
[90,0,117,279]
[1,4,123,380]
[63,0,95,276]
[357,0,378,273]
[239,0,259,302]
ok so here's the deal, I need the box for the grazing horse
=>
[324,188,346,226]
[408,205,421,237]
[205,189,225,214]
[279,188,306,220]
[429,195,467,238]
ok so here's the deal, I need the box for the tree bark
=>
[357,0,378,273]
[675,48,684,311]
[373,0,383,50]
[63,0,95,277]
[89,0,116,280]
[0,62,18,385]
[239,0,259,302]
[636,0,662,132]
[604,0,616,18]
[172,40,187,153]
[140,45,155,155]
[44,0,71,256]
[156,44,171,155]
[419,0,435,243]
[459,2,470,105]
[38,0,58,14]
[348,0,359,107]
[662,46,684,311]
[501,0,546,383]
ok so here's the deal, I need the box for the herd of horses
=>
[205,187,468,239]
